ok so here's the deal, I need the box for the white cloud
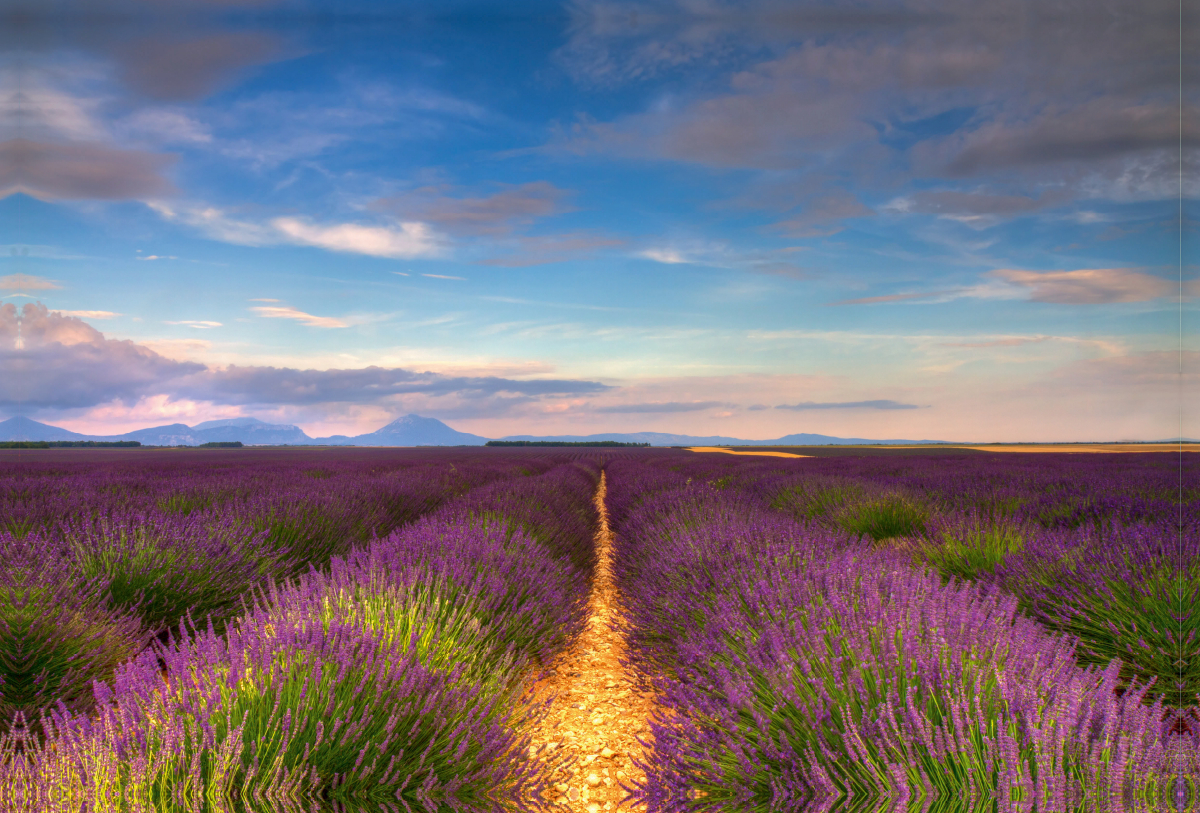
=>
[149,202,277,245]
[164,320,223,328]
[638,248,689,264]
[250,305,348,329]
[421,273,465,280]
[151,202,447,259]
[271,217,444,259]
[59,310,121,319]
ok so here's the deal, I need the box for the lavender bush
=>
[606,457,1196,813]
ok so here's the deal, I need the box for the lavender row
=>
[0,459,603,811]
[605,458,1197,812]
[607,451,1198,709]
[0,450,596,740]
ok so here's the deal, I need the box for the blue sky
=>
[0,0,1192,441]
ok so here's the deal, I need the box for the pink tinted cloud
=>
[989,267,1175,304]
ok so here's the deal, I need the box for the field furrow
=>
[528,471,656,812]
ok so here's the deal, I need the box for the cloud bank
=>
[0,304,610,412]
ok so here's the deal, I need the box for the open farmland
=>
[0,448,1194,812]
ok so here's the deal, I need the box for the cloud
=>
[0,139,177,201]
[164,320,222,328]
[0,274,62,291]
[636,241,814,278]
[831,290,960,306]
[882,188,1074,228]
[549,4,1187,222]
[0,303,205,408]
[270,217,443,259]
[592,400,728,413]
[1045,350,1199,397]
[830,268,1175,307]
[372,182,573,237]
[770,191,874,238]
[422,273,465,280]
[114,33,282,101]
[59,310,121,319]
[989,267,1176,304]
[0,304,611,415]
[150,203,446,259]
[935,100,1192,177]
[775,400,921,410]
[940,336,1052,349]
[481,232,626,267]
[637,248,688,264]
[119,109,213,145]
[174,366,611,407]
[250,306,348,329]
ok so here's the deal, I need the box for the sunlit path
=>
[528,471,654,812]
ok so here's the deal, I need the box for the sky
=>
[0,0,1194,442]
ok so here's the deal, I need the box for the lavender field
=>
[0,447,1194,812]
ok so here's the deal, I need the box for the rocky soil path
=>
[527,471,654,812]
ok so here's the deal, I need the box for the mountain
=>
[320,415,487,447]
[118,423,202,446]
[192,418,311,445]
[0,416,88,441]
[2,413,955,447]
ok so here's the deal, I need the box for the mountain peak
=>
[377,414,447,430]
[0,416,86,441]
[359,414,487,446]
[192,417,272,430]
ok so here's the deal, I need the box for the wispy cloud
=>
[638,248,689,264]
[60,310,121,319]
[775,400,921,411]
[422,273,465,280]
[150,203,446,259]
[250,305,348,329]
[0,274,62,291]
[372,182,573,237]
[479,295,628,312]
[481,232,625,267]
[989,267,1175,304]
[831,291,958,306]
[635,241,813,278]
[271,218,443,259]
[165,320,223,328]
[940,336,1052,348]
[830,268,1170,307]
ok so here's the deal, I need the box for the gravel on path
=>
[526,471,654,812]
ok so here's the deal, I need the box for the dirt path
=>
[528,471,653,812]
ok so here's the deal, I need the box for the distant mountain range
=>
[0,414,963,447]
[0,414,1188,448]
[0,414,487,447]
